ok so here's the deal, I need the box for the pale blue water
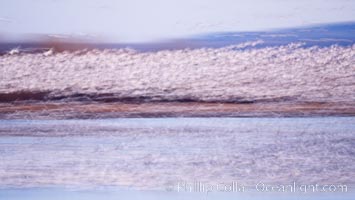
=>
[0,187,354,200]
[0,117,354,199]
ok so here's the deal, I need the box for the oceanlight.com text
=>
[169,181,348,193]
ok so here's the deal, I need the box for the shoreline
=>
[1,101,354,119]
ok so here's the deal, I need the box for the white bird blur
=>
[8,47,20,55]
[43,48,54,56]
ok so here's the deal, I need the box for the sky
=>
[0,0,354,42]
